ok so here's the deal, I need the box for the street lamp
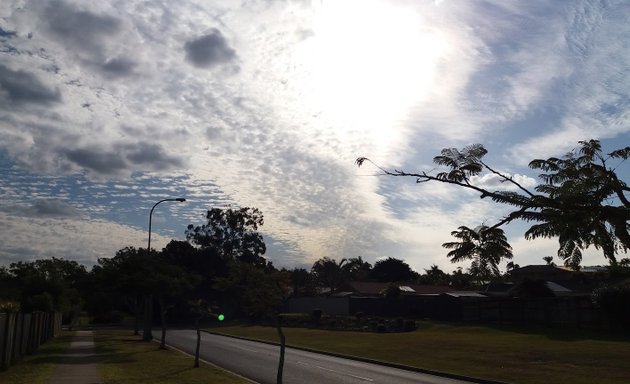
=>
[143,197,186,341]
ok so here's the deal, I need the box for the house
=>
[510,265,576,283]
[338,281,456,297]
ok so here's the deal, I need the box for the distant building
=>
[337,281,456,297]
[510,265,576,283]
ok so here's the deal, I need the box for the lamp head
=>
[176,198,186,202]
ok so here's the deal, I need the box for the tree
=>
[592,281,630,329]
[92,247,153,334]
[450,267,475,290]
[542,256,555,266]
[152,253,196,349]
[186,207,267,267]
[504,261,520,279]
[4,258,87,318]
[442,225,513,283]
[342,256,372,281]
[357,140,630,267]
[370,257,416,282]
[188,299,211,368]
[419,265,449,285]
[311,257,347,293]
[161,240,225,305]
[380,282,402,299]
[214,261,288,320]
[289,268,316,297]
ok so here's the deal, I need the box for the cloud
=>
[102,57,136,77]
[119,142,185,170]
[62,142,185,177]
[0,212,174,266]
[0,199,81,218]
[63,147,128,176]
[0,27,17,38]
[31,199,80,217]
[0,0,627,272]
[184,29,237,68]
[42,0,121,57]
[0,64,61,106]
[471,173,537,190]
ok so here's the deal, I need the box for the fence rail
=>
[0,312,62,371]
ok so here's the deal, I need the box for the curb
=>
[156,337,259,384]
[203,330,510,384]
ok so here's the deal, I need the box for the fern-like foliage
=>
[357,139,630,268]
[443,226,512,280]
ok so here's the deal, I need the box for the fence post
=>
[1,313,16,371]
[0,313,7,371]
[11,313,23,364]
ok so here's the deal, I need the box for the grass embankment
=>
[211,322,630,384]
[94,330,248,384]
[0,330,247,384]
[0,332,73,384]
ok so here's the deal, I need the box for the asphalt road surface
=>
[164,329,478,384]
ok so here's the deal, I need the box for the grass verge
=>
[210,322,630,384]
[94,329,248,384]
[0,332,73,384]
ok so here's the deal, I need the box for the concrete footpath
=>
[48,330,102,384]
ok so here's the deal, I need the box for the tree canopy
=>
[357,139,630,267]
[186,207,267,267]
[443,225,513,282]
[370,257,417,282]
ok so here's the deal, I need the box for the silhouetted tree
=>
[450,267,475,289]
[370,257,416,282]
[152,254,196,349]
[161,240,225,305]
[592,282,630,329]
[311,257,347,293]
[380,282,402,299]
[186,207,267,267]
[357,140,630,267]
[214,261,288,320]
[92,247,153,333]
[290,268,315,297]
[504,261,520,279]
[3,258,87,319]
[542,256,555,266]
[342,256,372,281]
[443,225,513,283]
[419,265,449,285]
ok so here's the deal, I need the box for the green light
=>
[217,314,225,321]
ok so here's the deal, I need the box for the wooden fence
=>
[0,312,62,371]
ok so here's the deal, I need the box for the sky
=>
[0,0,628,273]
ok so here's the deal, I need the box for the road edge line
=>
[203,330,509,384]
[151,336,260,384]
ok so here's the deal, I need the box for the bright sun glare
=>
[295,0,446,152]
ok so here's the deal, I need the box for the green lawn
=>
[0,332,73,384]
[210,322,630,384]
[94,330,248,384]
[0,330,247,384]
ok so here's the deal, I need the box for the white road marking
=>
[316,365,375,382]
[234,345,258,353]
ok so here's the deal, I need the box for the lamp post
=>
[143,197,186,341]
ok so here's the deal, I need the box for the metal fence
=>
[0,312,62,371]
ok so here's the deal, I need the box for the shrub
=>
[376,323,387,333]
[0,301,20,313]
[311,309,322,325]
[404,319,417,332]
[592,281,630,328]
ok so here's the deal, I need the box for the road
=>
[164,329,479,384]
